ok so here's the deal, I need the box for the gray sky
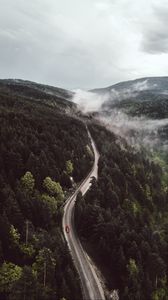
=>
[1,0,168,89]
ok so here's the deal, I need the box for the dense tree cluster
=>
[103,90,168,120]
[0,79,74,112]
[0,86,92,299]
[75,123,168,300]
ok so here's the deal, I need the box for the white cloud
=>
[73,89,108,112]
[99,110,168,150]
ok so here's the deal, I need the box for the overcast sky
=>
[1,0,168,89]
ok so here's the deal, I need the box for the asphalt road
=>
[62,130,105,300]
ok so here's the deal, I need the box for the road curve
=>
[62,130,105,300]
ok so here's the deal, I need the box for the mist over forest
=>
[2,0,168,298]
[1,76,168,299]
[73,78,168,152]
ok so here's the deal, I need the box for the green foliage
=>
[152,155,166,169]
[127,259,139,278]
[86,145,94,158]
[43,177,64,203]
[21,171,35,193]
[66,160,74,175]
[0,83,87,300]
[20,244,35,257]
[0,262,22,293]
[152,276,168,300]
[152,288,167,300]
[41,193,57,214]
[75,123,168,300]
[10,266,36,300]
[10,225,20,245]
[33,248,56,282]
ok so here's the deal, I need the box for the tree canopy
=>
[75,123,168,300]
[0,83,91,299]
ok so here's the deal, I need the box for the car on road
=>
[65,225,70,233]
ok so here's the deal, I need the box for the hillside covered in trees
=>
[2,78,168,300]
[93,77,168,120]
[0,81,93,300]
[75,123,168,300]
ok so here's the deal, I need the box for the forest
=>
[75,123,168,300]
[0,84,93,300]
[2,79,168,300]
[112,95,168,120]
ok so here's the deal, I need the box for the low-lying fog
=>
[73,85,168,151]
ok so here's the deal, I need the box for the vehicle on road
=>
[63,131,105,300]
[65,225,70,233]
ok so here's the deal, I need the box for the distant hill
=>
[91,77,168,95]
[91,77,168,119]
[0,79,75,112]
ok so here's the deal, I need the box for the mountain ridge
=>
[0,78,74,99]
[91,76,168,94]
[0,78,76,113]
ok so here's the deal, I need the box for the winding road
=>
[62,130,105,300]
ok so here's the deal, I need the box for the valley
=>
[1,77,168,300]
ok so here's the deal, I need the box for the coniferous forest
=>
[0,82,93,300]
[2,0,168,297]
[1,80,168,300]
[75,123,168,300]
